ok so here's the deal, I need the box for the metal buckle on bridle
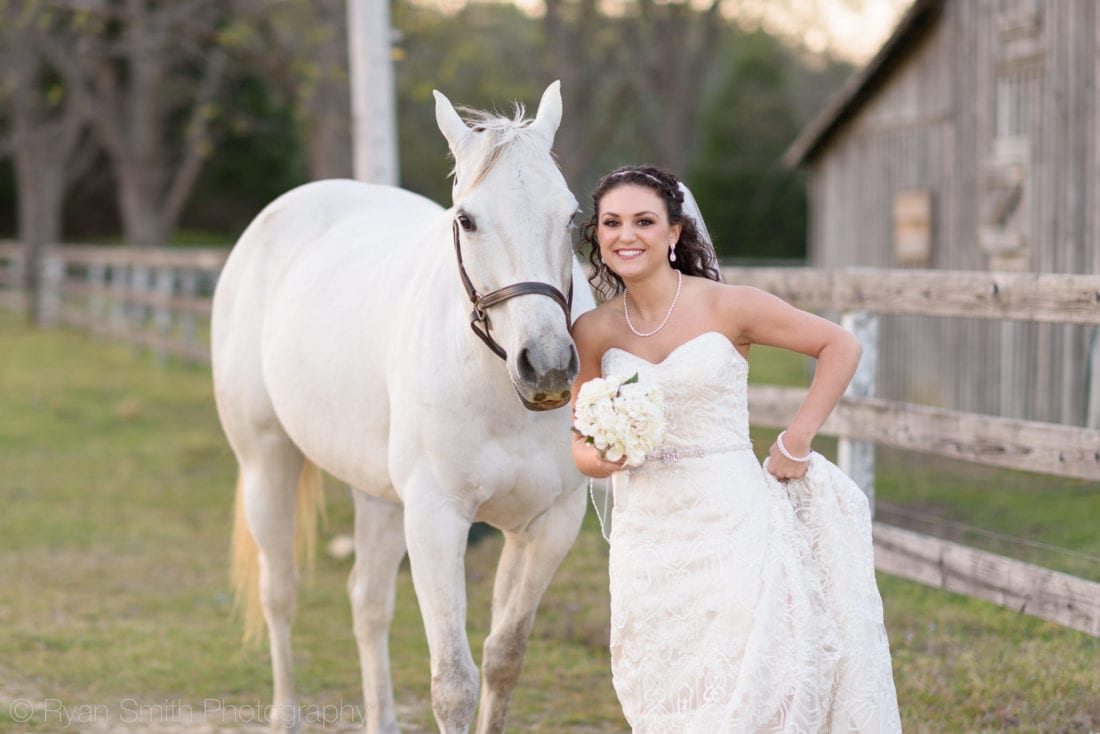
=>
[452,218,573,361]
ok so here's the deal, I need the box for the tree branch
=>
[161,47,228,230]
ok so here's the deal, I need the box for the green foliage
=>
[691,30,813,261]
[181,74,307,240]
[4,0,859,253]
[393,1,542,204]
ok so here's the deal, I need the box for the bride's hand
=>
[766,442,811,481]
[573,439,629,479]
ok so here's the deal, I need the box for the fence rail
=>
[723,266,1100,324]
[725,265,1100,637]
[1,243,1097,636]
[0,241,228,362]
[749,386,1100,481]
[872,522,1100,636]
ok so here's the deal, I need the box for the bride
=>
[569,166,901,733]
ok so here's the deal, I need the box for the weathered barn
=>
[784,0,1099,427]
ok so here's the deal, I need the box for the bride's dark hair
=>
[579,165,721,301]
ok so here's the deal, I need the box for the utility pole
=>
[347,0,399,185]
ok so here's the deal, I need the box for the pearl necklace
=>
[623,270,682,337]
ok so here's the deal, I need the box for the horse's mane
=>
[451,104,551,194]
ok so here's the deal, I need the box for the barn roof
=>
[782,0,946,168]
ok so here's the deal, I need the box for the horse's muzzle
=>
[515,385,573,412]
[512,344,577,411]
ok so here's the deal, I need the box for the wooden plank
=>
[748,385,1100,480]
[59,280,213,316]
[873,522,1100,637]
[724,267,1100,324]
[0,242,229,271]
[55,245,228,271]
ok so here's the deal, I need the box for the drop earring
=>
[669,242,677,263]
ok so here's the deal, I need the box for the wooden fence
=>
[0,242,228,362]
[727,266,1100,637]
[1,243,1097,635]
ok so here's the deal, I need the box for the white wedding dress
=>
[602,331,901,733]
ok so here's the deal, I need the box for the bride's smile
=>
[597,183,681,275]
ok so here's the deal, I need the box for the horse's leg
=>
[402,489,479,734]
[239,440,307,734]
[474,486,586,734]
[348,490,406,734]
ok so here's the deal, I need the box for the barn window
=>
[893,190,933,267]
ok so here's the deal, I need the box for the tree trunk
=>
[117,167,169,247]
[40,0,229,247]
[3,5,91,324]
[310,0,352,180]
[12,153,64,324]
[116,3,168,246]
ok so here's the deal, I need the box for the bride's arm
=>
[570,310,629,479]
[719,285,862,479]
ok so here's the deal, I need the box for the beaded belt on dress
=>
[645,441,753,465]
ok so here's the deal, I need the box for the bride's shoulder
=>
[708,282,778,308]
[571,299,620,348]
[703,283,789,336]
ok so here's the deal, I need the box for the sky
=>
[413,0,915,65]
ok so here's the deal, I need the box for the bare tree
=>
[39,0,229,246]
[621,0,724,173]
[541,0,724,181]
[542,0,633,182]
[0,0,96,321]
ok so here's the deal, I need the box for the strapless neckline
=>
[602,330,747,369]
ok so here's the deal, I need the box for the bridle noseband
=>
[452,219,573,360]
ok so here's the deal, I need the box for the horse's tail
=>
[231,458,326,645]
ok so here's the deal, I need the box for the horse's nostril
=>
[567,346,579,376]
[517,348,538,383]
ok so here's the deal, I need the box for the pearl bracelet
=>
[776,431,813,463]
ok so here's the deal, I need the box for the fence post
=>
[1088,326,1100,428]
[130,262,150,332]
[179,270,198,355]
[153,267,174,361]
[839,311,878,514]
[38,251,63,327]
[2,248,25,311]
[88,262,107,325]
[110,263,128,336]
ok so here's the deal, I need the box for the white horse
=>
[211,82,595,734]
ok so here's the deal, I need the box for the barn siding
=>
[805,0,1096,426]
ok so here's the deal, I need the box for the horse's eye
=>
[457,212,476,232]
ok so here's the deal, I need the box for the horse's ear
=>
[530,80,562,148]
[434,89,471,153]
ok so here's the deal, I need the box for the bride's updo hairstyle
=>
[580,165,721,301]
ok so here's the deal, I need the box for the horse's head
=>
[433,82,580,412]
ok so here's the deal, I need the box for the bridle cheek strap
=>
[453,220,573,361]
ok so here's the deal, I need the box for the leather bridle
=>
[451,218,573,360]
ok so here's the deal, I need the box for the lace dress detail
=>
[602,331,900,733]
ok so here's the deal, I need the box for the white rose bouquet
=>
[573,373,666,467]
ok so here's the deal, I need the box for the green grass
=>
[1,314,1097,732]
